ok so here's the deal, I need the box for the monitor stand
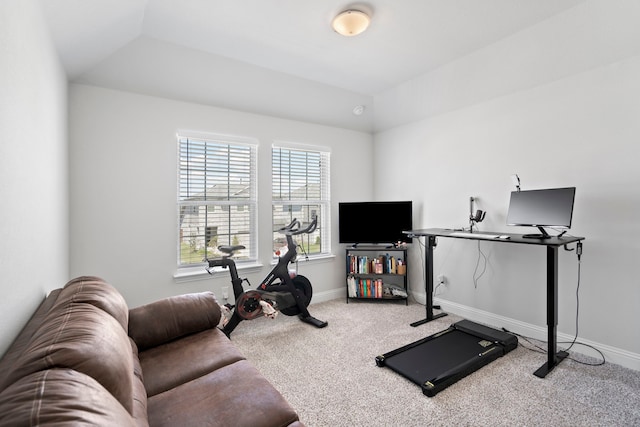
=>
[522,226,551,239]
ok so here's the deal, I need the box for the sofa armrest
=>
[128,292,222,351]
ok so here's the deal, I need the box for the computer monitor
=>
[506,187,576,239]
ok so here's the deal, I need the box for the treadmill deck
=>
[376,320,518,396]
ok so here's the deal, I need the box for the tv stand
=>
[345,246,408,305]
[522,226,552,239]
[404,228,584,378]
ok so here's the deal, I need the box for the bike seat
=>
[218,245,246,255]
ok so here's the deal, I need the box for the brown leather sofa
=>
[0,276,303,426]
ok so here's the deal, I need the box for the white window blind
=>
[272,144,331,258]
[178,133,257,267]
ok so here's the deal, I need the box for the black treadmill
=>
[375,320,518,396]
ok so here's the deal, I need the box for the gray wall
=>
[2,0,639,371]
[372,1,640,369]
[0,0,68,356]
[68,84,373,308]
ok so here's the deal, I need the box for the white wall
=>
[373,1,640,369]
[77,36,375,133]
[69,84,373,308]
[7,0,637,372]
[374,1,640,133]
[0,0,68,356]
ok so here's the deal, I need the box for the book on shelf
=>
[347,276,387,298]
[348,254,405,275]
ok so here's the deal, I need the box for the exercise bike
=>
[206,216,328,337]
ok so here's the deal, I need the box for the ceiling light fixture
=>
[332,10,370,37]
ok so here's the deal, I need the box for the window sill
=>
[173,261,264,283]
[175,253,335,282]
[269,253,336,266]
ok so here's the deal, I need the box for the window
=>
[272,144,331,258]
[178,132,257,267]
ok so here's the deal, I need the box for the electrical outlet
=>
[437,274,445,285]
[222,286,229,300]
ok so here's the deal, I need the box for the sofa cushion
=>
[0,289,61,392]
[0,369,140,427]
[129,291,221,351]
[130,338,149,426]
[147,360,301,427]
[2,299,135,413]
[56,276,129,331]
[139,327,245,397]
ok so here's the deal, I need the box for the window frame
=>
[271,141,331,260]
[177,131,258,270]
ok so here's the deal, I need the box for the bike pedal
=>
[259,300,278,319]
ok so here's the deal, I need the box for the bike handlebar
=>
[280,219,300,233]
[279,216,317,236]
[304,217,318,234]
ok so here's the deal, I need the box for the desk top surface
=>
[405,228,584,247]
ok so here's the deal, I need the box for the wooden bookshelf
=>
[345,246,408,305]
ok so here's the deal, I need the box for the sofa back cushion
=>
[54,276,129,330]
[0,289,62,391]
[130,338,149,426]
[129,291,221,351]
[0,277,136,413]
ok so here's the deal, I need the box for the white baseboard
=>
[312,288,346,304]
[408,292,640,372]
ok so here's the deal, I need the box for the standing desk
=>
[405,228,584,378]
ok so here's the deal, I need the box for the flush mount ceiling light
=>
[332,10,370,36]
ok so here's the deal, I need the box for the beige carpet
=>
[231,299,640,427]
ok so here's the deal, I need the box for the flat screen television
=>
[339,201,413,246]
[506,187,576,239]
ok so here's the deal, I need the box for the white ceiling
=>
[40,0,585,131]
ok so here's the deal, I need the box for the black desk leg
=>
[411,235,447,327]
[534,246,569,377]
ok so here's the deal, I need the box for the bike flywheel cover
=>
[281,275,313,316]
[236,290,263,320]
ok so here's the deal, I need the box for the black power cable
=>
[472,240,488,288]
[503,242,605,367]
